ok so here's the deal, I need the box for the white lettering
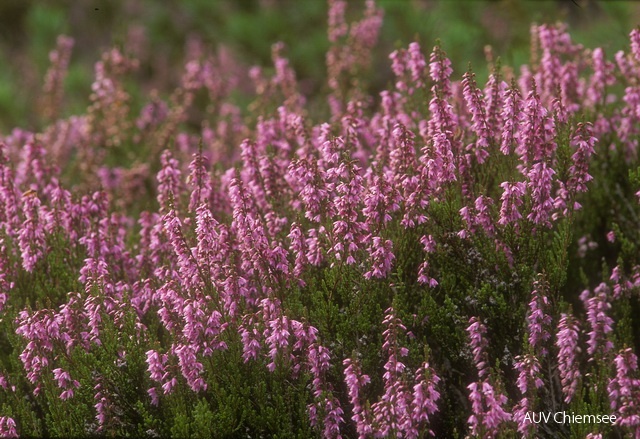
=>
[554,411,565,424]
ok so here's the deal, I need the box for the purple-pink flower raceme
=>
[343,308,440,438]
[466,317,511,438]
[608,348,640,436]
[556,313,581,404]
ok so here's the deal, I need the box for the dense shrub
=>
[0,1,639,438]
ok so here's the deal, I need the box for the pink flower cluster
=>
[1,3,640,437]
[343,308,440,438]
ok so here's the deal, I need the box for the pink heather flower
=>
[608,348,640,436]
[610,265,635,299]
[349,0,384,56]
[307,344,344,438]
[264,313,291,372]
[512,354,544,435]
[147,387,159,406]
[308,344,331,400]
[474,195,495,236]
[517,84,556,168]
[161,377,178,395]
[174,343,207,392]
[136,97,169,132]
[0,254,11,313]
[362,171,400,228]
[228,174,272,281]
[40,35,74,121]
[364,237,394,280]
[607,231,616,243]
[0,146,20,237]
[52,368,80,400]
[239,316,262,363]
[429,45,453,97]
[16,142,51,192]
[370,308,413,436]
[330,159,367,266]
[16,309,59,387]
[462,70,491,164]
[420,235,436,253]
[417,260,438,288]
[480,381,511,434]
[467,317,489,379]
[343,358,372,438]
[427,89,455,143]
[537,30,562,104]
[287,158,331,223]
[18,190,46,272]
[187,152,212,213]
[577,234,598,258]
[583,283,615,358]
[409,363,441,437]
[0,417,18,438]
[156,150,182,213]
[94,381,120,431]
[421,130,457,191]
[239,138,269,211]
[390,47,408,92]
[556,313,581,403]
[527,279,552,355]
[407,42,427,89]
[195,204,229,284]
[466,317,511,437]
[483,72,507,136]
[389,125,427,228]
[0,375,8,391]
[416,236,438,286]
[271,43,304,110]
[567,123,597,194]
[500,84,523,155]
[145,350,167,383]
[498,181,526,226]
[288,222,309,285]
[390,42,427,94]
[631,28,640,64]
[467,380,511,439]
[163,208,202,294]
[526,161,556,227]
[327,0,348,43]
[586,48,615,109]
[306,227,325,267]
[616,50,633,79]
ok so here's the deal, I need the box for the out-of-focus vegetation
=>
[0,0,638,132]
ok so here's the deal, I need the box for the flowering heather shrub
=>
[1,2,640,438]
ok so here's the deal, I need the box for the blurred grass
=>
[0,0,638,132]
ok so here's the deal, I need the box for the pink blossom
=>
[568,123,597,195]
[556,313,581,403]
[156,150,182,213]
[18,191,46,272]
[0,417,18,438]
[583,283,614,358]
[498,181,526,226]
[363,237,394,279]
[608,348,640,436]
[527,278,552,355]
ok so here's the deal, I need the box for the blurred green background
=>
[0,0,639,132]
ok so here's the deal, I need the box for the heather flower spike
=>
[466,317,511,438]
